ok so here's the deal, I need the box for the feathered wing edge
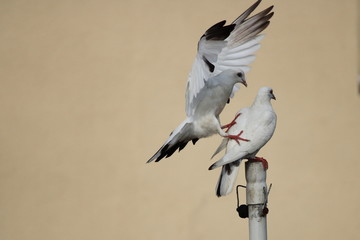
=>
[231,0,262,25]
[186,21,235,116]
[217,2,274,98]
[147,119,198,163]
[186,1,274,116]
[228,2,274,48]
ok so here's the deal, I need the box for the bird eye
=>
[237,72,243,78]
[270,89,273,94]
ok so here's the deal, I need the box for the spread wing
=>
[185,0,274,116]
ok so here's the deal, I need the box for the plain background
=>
[1,0,359,239]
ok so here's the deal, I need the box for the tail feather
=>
[216,160,241,197]
[211,138,228,159]
[147,120,194,163]
[209,148,247,170]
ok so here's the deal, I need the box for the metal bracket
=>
[236,185,248,218]
[235,183,272,218]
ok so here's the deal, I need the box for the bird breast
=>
[192,114,220,138]
[194,85,230,117]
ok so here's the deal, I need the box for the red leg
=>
[225,130,250,144]
[248,157,268,170]
[221,113,241,133]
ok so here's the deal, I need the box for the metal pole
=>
[245,161,268,240]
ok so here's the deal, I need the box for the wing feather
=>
[186,0,274,116]
[220,56,256,66]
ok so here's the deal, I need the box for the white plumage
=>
[147,71,246,163]
[147,1,274,163]
[186,1,274,116]
[210,87,277,197]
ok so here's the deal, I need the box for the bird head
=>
[236,71,247,87]
[258,86,276,101]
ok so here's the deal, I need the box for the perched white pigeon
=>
[147,1,274,163]
[209,87,277,197]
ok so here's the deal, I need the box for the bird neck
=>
[251,96,272,109]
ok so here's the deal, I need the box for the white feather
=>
[211,87,277,196]
[186,3,273,116]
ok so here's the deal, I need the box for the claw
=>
[226,130,250,145]
[248,157,268,170]
[221,113,241,133]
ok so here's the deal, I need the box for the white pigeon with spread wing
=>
[209,87,277,197]
[147,1,274,163]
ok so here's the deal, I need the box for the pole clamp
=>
[235,183,272,218]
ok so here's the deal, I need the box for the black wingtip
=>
[202,56,215,73]
[192,138,199,145]
[203,19,236,41]
[205,24,236,41]
[204,20,226,35]
[208,164,216,171]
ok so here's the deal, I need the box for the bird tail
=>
[147,119,196,163]
[215,160,241,197]
[209,147,246,170]
[211,138,228,159]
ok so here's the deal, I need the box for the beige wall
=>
[1,0,359,239]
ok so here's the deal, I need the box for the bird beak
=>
[271,92,276,100]
[237,72,247,87]
[241,78,247,87]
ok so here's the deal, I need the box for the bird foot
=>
[248,157,268,170]
[221,113,241,133]
[226,130,249,145]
